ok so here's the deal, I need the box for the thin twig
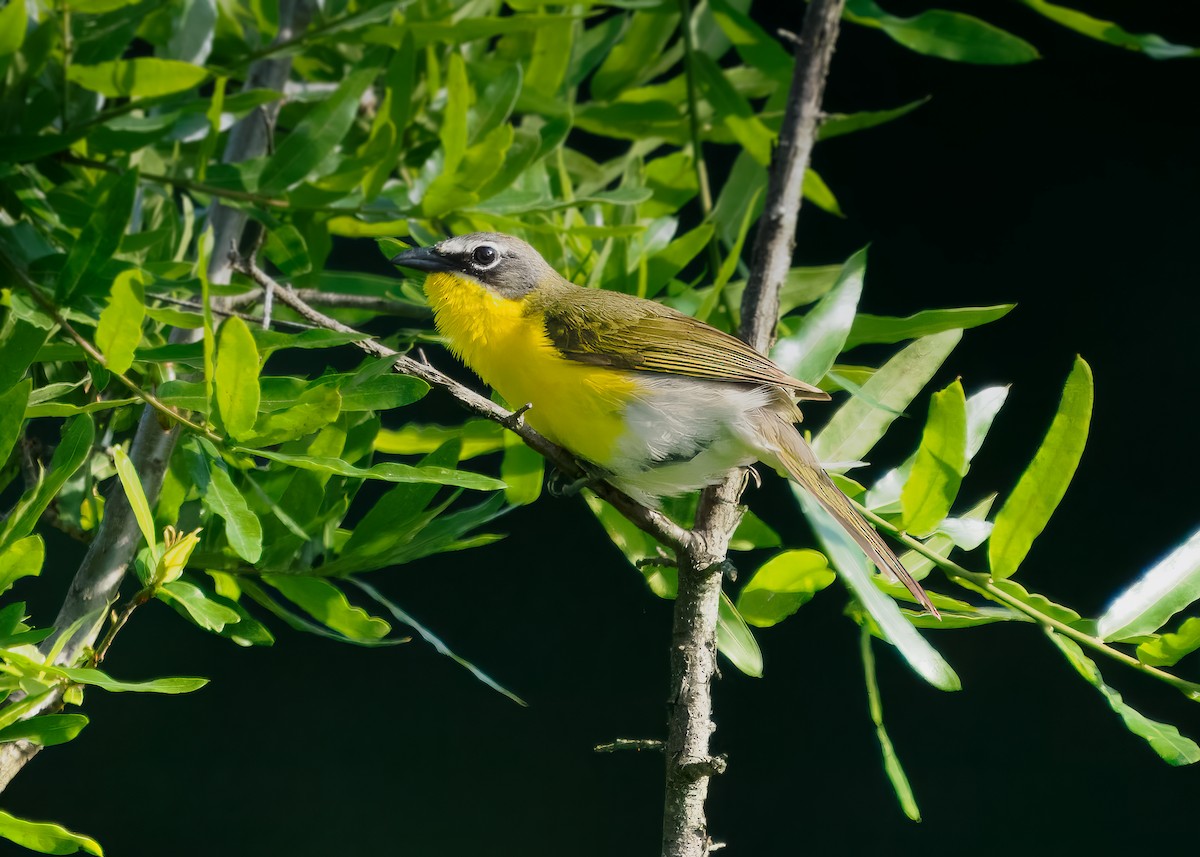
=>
[227,286,431,318]
[595,738,665,753]
[662,3,846,855]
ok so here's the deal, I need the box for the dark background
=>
[7,2,1200,854]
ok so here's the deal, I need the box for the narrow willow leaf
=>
[817,98,930,140]
[67,58,209,97]
[0,417,93,553]
[0,810,102,856]
[111,447,156,552]
[0,380,30,463]
[898,495,994,581]
[259,68,376,192]
[374,422,505,458]
[798,492,960,691]
[590,9,680,100]
[964,385,1009,460]
[441,53,469,174]
[1098,526,1200,641]
[0,0,28,56]
[0,535,45,594]
[57,666,208,693]
[335,374,429,411]
[262,575,390,640]
[802,168,844,217]
[351,578,525,705]
[845,305,1014,349]
[248,448,505,490]
[1138,618,1200,668]
[814,330,961,468]
[736,549,835,627]
[844,0,1040,64]
[717,592,763,678]
[501,433,543,506]
[0,713,88,747]
[1020,0,1199,59]
[214,317,261,440]
[1047,631,1200,766]
[901,379,967,536]
[95,261,144,371]
[709,0,792,80]
[771,248,865,385]
[989,356,1093,578]
[0,319,49,394]
[189,441,262,563]
[861,627,921,821]
[159,580,241,632]
[692,51,773,167]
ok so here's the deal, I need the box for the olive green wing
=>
[536,286,830,401]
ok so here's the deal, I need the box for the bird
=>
[391,232,937,616]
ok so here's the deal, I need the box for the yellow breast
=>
[423,272,635,466]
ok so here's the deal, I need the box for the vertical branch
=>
[660,2,846,855]
[0,0,315,794]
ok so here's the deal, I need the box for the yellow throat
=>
[422,271,636,466]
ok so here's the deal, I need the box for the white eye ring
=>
[470,244,501,270]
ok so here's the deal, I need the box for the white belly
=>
[604,377,775,506]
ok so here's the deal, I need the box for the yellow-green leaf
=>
[901,379,967,536]
[66,58,209,98]
[214,316,261,441]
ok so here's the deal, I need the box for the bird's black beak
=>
[390,244,456,273]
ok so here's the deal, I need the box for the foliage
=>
[0,0,1196,850]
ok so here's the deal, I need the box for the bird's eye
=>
[471,245,498,267]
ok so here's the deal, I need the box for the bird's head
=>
[390,232,557,298]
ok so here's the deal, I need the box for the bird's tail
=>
[752,411,939,618]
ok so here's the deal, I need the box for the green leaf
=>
[771,247,865,385]
[374,421,505,459]
[900,379,967,536]
[989,356,1092,578]
[736,550,835,627]
[0,379,30,463]
[717,591,763,677]
[239,385,340,447]
[802,168,844,217]
[247,448,505,491]
[799,491,960,691]
[1047,631,1200,766]
[67,59,209,98]
[845,305,1015,349]
[214,316,261,441]
[159,580,242,632]
[351,578,525,705]
[1019,0,1199,59]
[1098,526,1200,641]
[501,433,543,506]
[591,10,680,100]
[57,170,138,301]
[94,270,146,375]
[814,331,961,468]
[709,0,792,81]
[0,0,28,56]
[57,666,208,694]
[1138,617,1200,668]
[692,51,773,166]
[111,447,157,553]
[259,68,377,192]
[0,810,102,856]
[0,535,45,594]
[844,0,1040,64]
[861,627,921,821]
[818,98,930,141]
[0,417,94,556]
[335,373,429,411]
[188,440,262,563]
[441,53,469,174]
[0,714,88,747]
[262,575,390,640]
[0,318,49,394]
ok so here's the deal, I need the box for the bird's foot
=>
[546,461,609,498]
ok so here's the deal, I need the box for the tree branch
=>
[662,3,846,855]
[0,0,314,794]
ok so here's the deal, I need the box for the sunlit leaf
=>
[247,448,504,490]
[771,247,864,385]
[0,0,28,56]
[845,305,1014,349]
[900,380,967,536]
[0,810,102,856]
[94,270,146,375]
[844,0,1040,64]
[1047,631,1200,766]
[111,447,157,553]
[1098,526,1200,641]
[989,356,1092,578]
[736,549,835,627]
[501,433,542,506]
[67,58,209,97]
[1020,0,1199,59]
[187,440,262,563]
[861,627,921,821]
[57,666,208,693]
[159,580,242,632]
[0,714,88,747]
[717,592,763,677]
[262,575,390,641]
[214,316,261,441]
[1138,618,1200,668]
